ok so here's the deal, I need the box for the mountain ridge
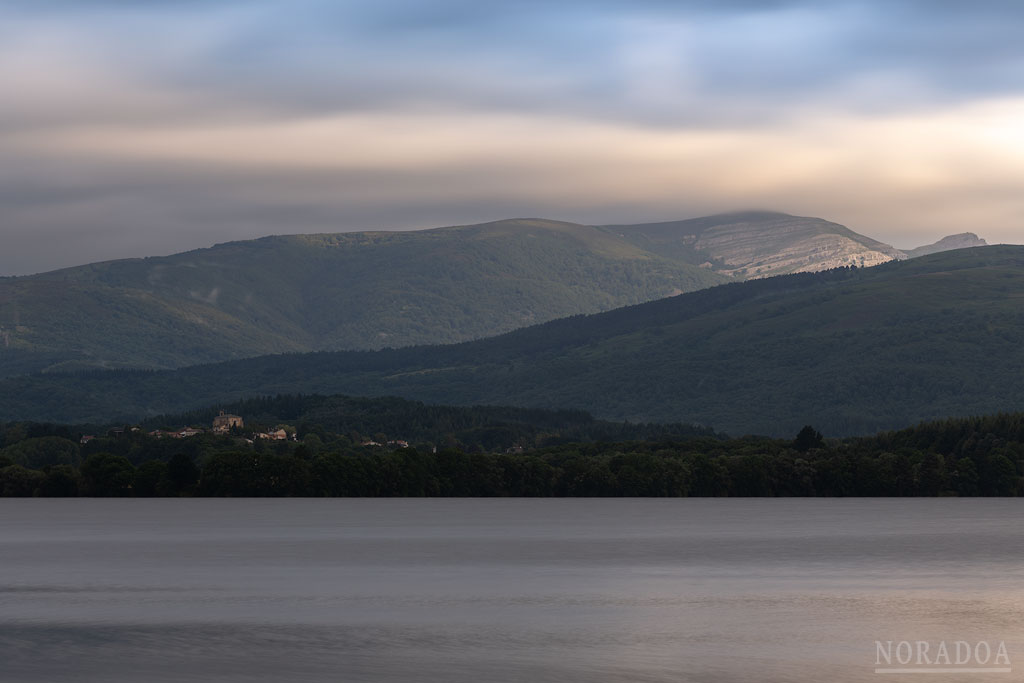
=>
[2,245,1022,436]
[0,212,989,381]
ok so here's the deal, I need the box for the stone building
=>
[212,411,244,432]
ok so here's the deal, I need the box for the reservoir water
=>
[2,498,1022,682]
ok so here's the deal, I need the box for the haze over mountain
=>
[1,211,943,378]
[2,246,1021,436]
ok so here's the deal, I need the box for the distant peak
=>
[904,233,989,258]
[937,232,986,243]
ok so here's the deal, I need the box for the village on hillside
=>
[145,411,297,443]
[78,411,414,450]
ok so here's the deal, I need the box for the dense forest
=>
[3,247,1023,436]
[2,395,1023,496]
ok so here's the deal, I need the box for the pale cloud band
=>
[1,1,1022,275]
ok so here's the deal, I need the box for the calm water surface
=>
[2,499,1022,682]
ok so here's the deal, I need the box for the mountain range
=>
[2,245,1021,436]
[0,211,980,378]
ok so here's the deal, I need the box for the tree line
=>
[2,410,1024,497]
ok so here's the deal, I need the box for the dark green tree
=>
[166,453,200,495]
[793,425,824,452]
[80,453,135,497]
[0,464,44,497]
[133,460,168,497]
[39,464,80,497]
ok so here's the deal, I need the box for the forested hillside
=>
[1,246,1022,436]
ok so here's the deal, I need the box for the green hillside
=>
[0,218,728,377]
[0,212,910,378]
[1,246,1022,435]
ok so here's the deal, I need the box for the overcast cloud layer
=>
[2,0,1023,275]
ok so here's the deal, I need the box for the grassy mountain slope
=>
[0,218,727,376]
[2,246,1023,436]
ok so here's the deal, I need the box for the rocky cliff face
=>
[903,233,989,258]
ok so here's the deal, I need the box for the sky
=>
[2,0,1023,275]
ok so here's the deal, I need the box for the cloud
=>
[6,1,1024,128]
[1,1,1023,274]
[3,96,1022,274]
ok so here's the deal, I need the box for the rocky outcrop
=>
[605,211,905,280]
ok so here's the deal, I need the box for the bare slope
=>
[603,211,905,278]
